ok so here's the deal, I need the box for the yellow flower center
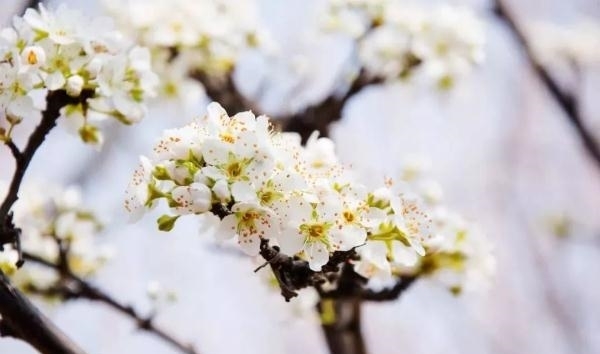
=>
[27,51,38,65]
[220,132,236,143]
[308,224,324,238]
[343,210,355,223]
[226,161,242,178]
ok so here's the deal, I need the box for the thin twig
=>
[4,140,22,161]
[20,0,41,16]
[23,252,199,354]
[493,0,600,169]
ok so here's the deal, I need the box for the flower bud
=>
[66,75,84,97]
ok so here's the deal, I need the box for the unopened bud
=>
[66,75,84,97]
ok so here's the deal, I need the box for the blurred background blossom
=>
[1,0,599,353]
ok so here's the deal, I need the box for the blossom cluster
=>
[322,0,485,88]
[0,4,157,145]
[352,159,495,293]
[125,102,434,271]
[126,102,493,294]
[0,182,112,298]
[103,0,269,102]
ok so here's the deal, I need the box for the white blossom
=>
[103,0,271,103]
[0,181,110,297]
[1,4,158,145]
[323,0,485,88]
[125,102,435,271]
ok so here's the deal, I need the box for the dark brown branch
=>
[257,239,417,302]
[4,140,22,161]
[360,276,416,301]
[190,66,381,143]
[192,72,258,114]
[318,298,366,354]
[0,272,86,354]
[23,252,199,354]
[280,71,382,142]
[493,0,600,168]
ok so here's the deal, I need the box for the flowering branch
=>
[1,90,93,268]
[493,0,600,168]
[0,90,95,354]
[22,252,199,354]
[0,90,91,224]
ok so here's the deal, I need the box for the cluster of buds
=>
[323,0,485,88]
[126,102,493,295]
[0,182,111,299]
[103,0,269,102]
[0,4,158,145]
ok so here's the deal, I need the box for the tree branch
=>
[360,276,416,302]
[280,71,382,142]
[0,271,86,354]
[191,71,258,115]
[318,298,366,354]
[22,252,199,354]
[493,0,600,168]
[258,239,417,303]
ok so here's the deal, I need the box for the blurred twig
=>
[20,0,41,16]
[23,252,200,354]
[493,0,600,170]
